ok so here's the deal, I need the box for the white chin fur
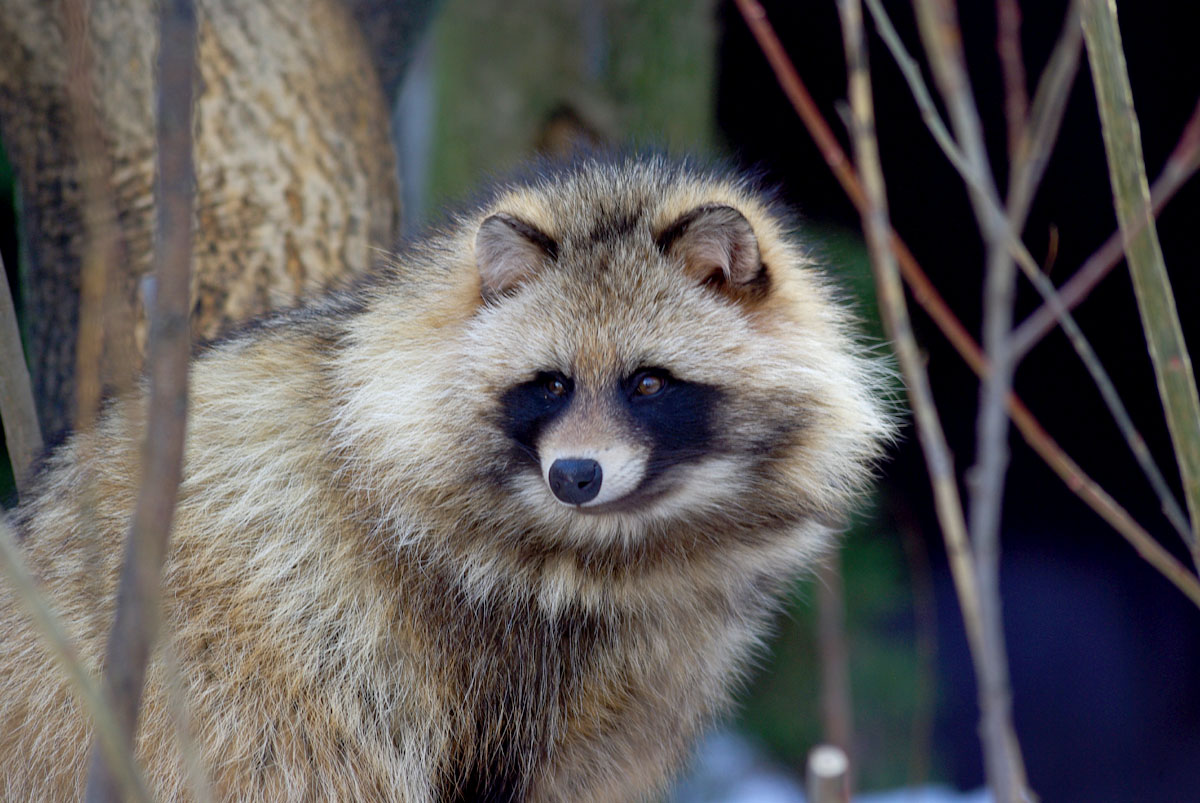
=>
[542,444,647,507]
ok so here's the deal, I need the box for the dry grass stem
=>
[1080,0,1200,566]
[0,519,152,801]
[0,252,43,496]
[83,0,197,798]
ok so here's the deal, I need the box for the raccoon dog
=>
[0,156,892,801]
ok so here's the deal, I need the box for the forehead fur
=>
[462,158,832,383]
[465,265,752,392]
[484,157,796,272]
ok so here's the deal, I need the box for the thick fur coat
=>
[0,157,892,801]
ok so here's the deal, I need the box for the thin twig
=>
[815,555,854,782]
[0,519,152,801]
[869,0,1192,547]
[1080,0,1200,569]
[62,0,122,432]
[1005,0,1082,236]
[732,0,1200,606]
[0,251,43,496]
[835,0,988,743]
[1012,98,1200,357]
[859,0,975,183]
[910,1,1029,798]
[83,0,197,799]
[996,0,1029,168]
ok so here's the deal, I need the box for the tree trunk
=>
[0,0,418,439]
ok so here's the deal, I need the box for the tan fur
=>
[0,156,893,801]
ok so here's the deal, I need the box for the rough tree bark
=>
[0,0,436,440]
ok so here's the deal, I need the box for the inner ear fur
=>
[655,204,766,300]
[475,213,559,299]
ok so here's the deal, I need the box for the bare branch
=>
[833,0,982,637]
[910,1,1029,797]
[833,8,994,793]
[1006,1,1082,233]
[729,0,868,213]
[860,0,975,180]
[84,0,196,798]
[0,251,43,496]
[1018,408,1200,607]
[733,0,1200,606]
[1013,97,1200,356]
[868,0,1192,552]
[897,515,937,785]
[0,518,152,802]
[996,0,1029,167]
[164,639,215,802]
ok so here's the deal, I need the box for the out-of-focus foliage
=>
[427,0,716,209]
[733,227,922,790]
[737,502,928,791]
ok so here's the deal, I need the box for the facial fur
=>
[333,158,893,572]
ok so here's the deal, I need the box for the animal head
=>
[477,201,761,515]
[334,157,893,580]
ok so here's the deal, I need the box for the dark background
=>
[716,1,1200,800]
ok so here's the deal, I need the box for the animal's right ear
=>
[474,213,559,300]
[655,204,765,303]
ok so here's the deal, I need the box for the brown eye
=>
[545,376,568,397]
[635,373,665,397]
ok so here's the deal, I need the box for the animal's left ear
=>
[656,204,765,299]
[475,213,559,300]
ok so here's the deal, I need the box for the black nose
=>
[548,458,603,505]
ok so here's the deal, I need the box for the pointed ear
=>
[655,204,766,300]
[474,213,559,299]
